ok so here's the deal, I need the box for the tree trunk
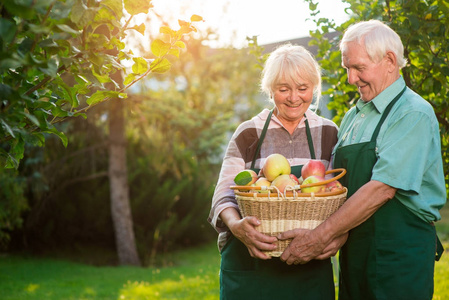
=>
[108,98,141,266]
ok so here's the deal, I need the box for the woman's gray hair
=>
[340,20,407,68]
[260,44,321,107]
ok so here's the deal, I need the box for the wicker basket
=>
[230,168,347,257]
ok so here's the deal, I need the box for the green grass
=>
[0,243,221,300]
[1,205,449,300]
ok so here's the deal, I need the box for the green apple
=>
[262,153,291,181]
[301,175,326,193]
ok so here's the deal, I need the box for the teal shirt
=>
[334,76,446,222]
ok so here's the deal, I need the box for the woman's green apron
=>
[333,87,444,300]
[220,110,335,300]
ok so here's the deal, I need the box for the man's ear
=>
[385,51,398,72]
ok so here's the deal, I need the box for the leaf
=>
[160,26,175,36]
[1,119,15,138]
[92,68,112,84]
[86,90,126,106]
[150,58,171,74]
[124,0,153,15]
[151,39,171,57]
[5,136,25,169]
[56,24,80,35]
[131,23,146,36]
[132,57,149,75]
[0,18,17,43]
[71,0,96,27]
[168,48,180,58]
[190,15,203,22]
[86,90,110,106]
[44,126,68,147]
[174,41,186,49]
[234,170,257,186]
[101,0,124,19]
[124,73,136,86]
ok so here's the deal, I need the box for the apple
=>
[234,169,258,186]
[301,159,326,179]
[289,174,300,184]
[271,174,297,193]
[301,175,326,193]
[326,180,344,192]
[262,153,291,181]
[253,177,271,193]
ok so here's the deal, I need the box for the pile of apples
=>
[233,153,343,194]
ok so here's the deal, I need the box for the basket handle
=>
[299,168,346,189]
[230,168,346,191]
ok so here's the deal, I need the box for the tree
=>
[305,0,449,194]
[0,0,202,265]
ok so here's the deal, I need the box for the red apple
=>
[289,174,300,184]
[301,160,326,179]
[326,180,343,192]
[262,153,291,181]
[301,175,326,193]
[271,174,297,193]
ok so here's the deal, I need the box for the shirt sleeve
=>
[207,131,245,233]
[371,110,436,193]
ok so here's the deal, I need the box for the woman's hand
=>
[220,207,277,260]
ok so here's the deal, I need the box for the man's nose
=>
[347,69,358,85]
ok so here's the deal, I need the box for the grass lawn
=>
[1,205,449,300]
[0,242,221,300]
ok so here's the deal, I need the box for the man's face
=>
[342,41,393,102]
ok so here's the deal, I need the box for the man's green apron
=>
[220,110,335,300]
[333,87,443,300]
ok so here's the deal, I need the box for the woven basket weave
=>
[231,168,347,257]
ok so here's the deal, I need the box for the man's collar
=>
[356,76,406,114]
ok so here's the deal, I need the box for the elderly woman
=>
[208,44,341,299]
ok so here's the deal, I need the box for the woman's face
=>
[272,77,314,125]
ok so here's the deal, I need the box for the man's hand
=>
[278,228,326,265]
[278,228,348,265]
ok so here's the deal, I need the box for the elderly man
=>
[279,20,446,300]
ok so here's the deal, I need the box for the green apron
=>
[333,87,443,300]
[220,110,335,300]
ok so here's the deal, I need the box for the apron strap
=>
[250,110,316,169]
[251,110,273,170]
[370,86,407,142]
[304,117,316,159]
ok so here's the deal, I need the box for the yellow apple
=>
[253,177,271,193]
[262,153,291,181]
[271,174,298,194]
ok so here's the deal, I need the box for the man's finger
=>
[277,228,299,240]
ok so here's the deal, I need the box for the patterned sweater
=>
[208,108,339,251]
